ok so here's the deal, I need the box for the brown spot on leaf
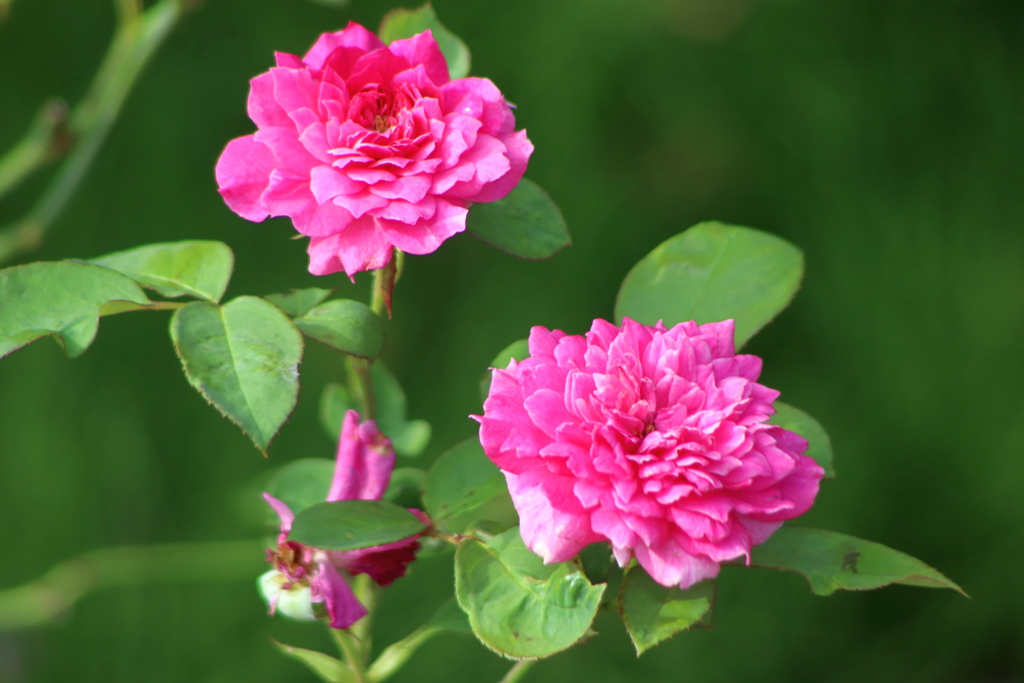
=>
[842,551,861,574]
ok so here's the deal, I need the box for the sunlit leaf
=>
[290,500,427,551]
[455,528,604,659]
[379,4,471,79]
[171,296,303,453]
[423,439,508,532]
[466,179,571,260]
[619,568,715,655]
[89,240,234,303]
[750,526,966,596]
[265,288,332,318]
[770,402,835,478]
[615,222,803,348]
[0,261,149,359]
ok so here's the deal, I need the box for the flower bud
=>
[257,569,316,622]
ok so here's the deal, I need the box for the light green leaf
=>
[749,526,966,596]
[770,402,835,478]
[455,528,605,659]
[171,296,303,453]
[272,640,354,683]
[423,439,508,532]
[289,500,427,551]
[615,222,803,348]
[466,179,571,260]
[479,338,530,402]
[294,299,385,360]
[0,261,150,359]
[265,288,332,318]
[619,568,715,655]
[319,364,431,458]
[267,458,335,515]
[366,599,470,683]
[88,240,234,303]
[379,4,471,80]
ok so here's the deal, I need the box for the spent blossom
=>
[260,410,423,628]
[476,318,825,589]
[216,21,532,278]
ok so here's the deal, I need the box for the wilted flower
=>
[216,22,532,278]
[476,318,824,589]
[262,410,422,628]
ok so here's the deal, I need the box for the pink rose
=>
[216,22,533,277]
[476,318,825,589]
[263,410,423,629]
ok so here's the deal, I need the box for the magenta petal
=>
[377,199,467,255]
[262,493,295,535]
[465,129,534,203]
[387,31,450,85]
[328,410,396,502]
[215,136,274,222]
[313,562,368,629]
[505,470,602,563]
[303,23,385,71]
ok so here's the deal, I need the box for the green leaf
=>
[272,640,354,683]
[615,222,803,348]
[265,288,332,318]
[88,240,234,303]
[423,439,508,532]
[619,568,715,655]
[366,599,470,683]
[267,458,335,515]
[466,179,571,260]
[289,500,427,551]
[171,296,303,453]
[320,365,432,458]
[770,402,835,478]
[455,528,605,659]
[294,299,385,360]
[384,467,426,508]
[479,338,530,402]
[749,526,966,596]
[379,4,471,80]
[0,261,150,359]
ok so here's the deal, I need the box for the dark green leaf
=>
[749,526,966,596]
[272,640,353,683]
[294,299,385,360]
[615,222,803,348]
[423,439,508,532]
[379,4,471,80]
[770,402,835,478]
[479,338,529,402]
[289,500,427,551]
[0,261,149,359]
[171,296,303,453]
[89,240,234,303]
[384,467,426,508]
[466,179,571,260]
[265,288,332,318]
[619,568,715,655]
[267,458,335,516]
[455,528,605,659]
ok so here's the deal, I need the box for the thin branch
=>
[499,660,537,683]
[0,540,263,632]
[0,0,188,265]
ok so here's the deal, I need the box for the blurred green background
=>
[1,0,1021,680]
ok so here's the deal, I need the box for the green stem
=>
[0,540,264,632]
[331,628,368,683]
[0,0,186,265]
[0,100,69,202]
[348,356,377,421]
[499,660,537,683]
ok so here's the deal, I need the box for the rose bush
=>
[261,410,423,628]
[477,317,825,589]
[215,22,533,277]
